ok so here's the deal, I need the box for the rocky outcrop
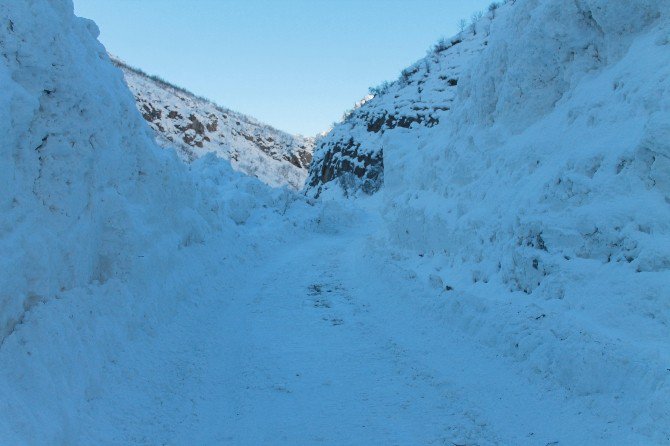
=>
[115,59,314,189]
[305,21,487,196]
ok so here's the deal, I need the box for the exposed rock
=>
[306,27,484,196]
[114,58,314,189]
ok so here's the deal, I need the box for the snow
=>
[1,0,669,444]
[313,0,670,441]
[380,1,670,439]
[0,0,205,342]
[116,59,314,190]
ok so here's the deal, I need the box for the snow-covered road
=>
[2,0,668,443]
[63,205,655,445]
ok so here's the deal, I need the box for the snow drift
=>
[309,0,669,441]
[0,2,303,442]
[384,0,670,287]
[0,0,208,351]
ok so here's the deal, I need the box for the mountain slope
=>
[115,59,313,189]
[305,13,488,196]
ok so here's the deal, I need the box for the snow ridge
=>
[0,0,207,344]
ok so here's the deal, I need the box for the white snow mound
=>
[0,0,205,343]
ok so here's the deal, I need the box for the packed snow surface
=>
[1,0,669,445]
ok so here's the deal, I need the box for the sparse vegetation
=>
[399,66,419,85]
[429,36,464,55]
[470,10,484,35]
[111,58,217,104]
[341,107,355,121]
[432,37,450,54]
[488,2,500,18]
[457,18,467,33]
[369,81,391,97]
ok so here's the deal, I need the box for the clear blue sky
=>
[74,0,492,136]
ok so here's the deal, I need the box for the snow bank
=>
[0,2,310,441]
[385,0,670,292]
[381,0,670,441]
[0,0,206,345]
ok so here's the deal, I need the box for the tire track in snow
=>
[211,233,502,445]
[76,217,654,445]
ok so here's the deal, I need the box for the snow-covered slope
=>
[116,59,314,189]
[309,0,670,441]
[383,0,670,284]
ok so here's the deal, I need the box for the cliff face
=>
[306,18,487,196]
[116,59,314,189]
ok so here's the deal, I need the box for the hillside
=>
[310,0,670,440]
[306,20,487,196]
[116,59,314,189]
